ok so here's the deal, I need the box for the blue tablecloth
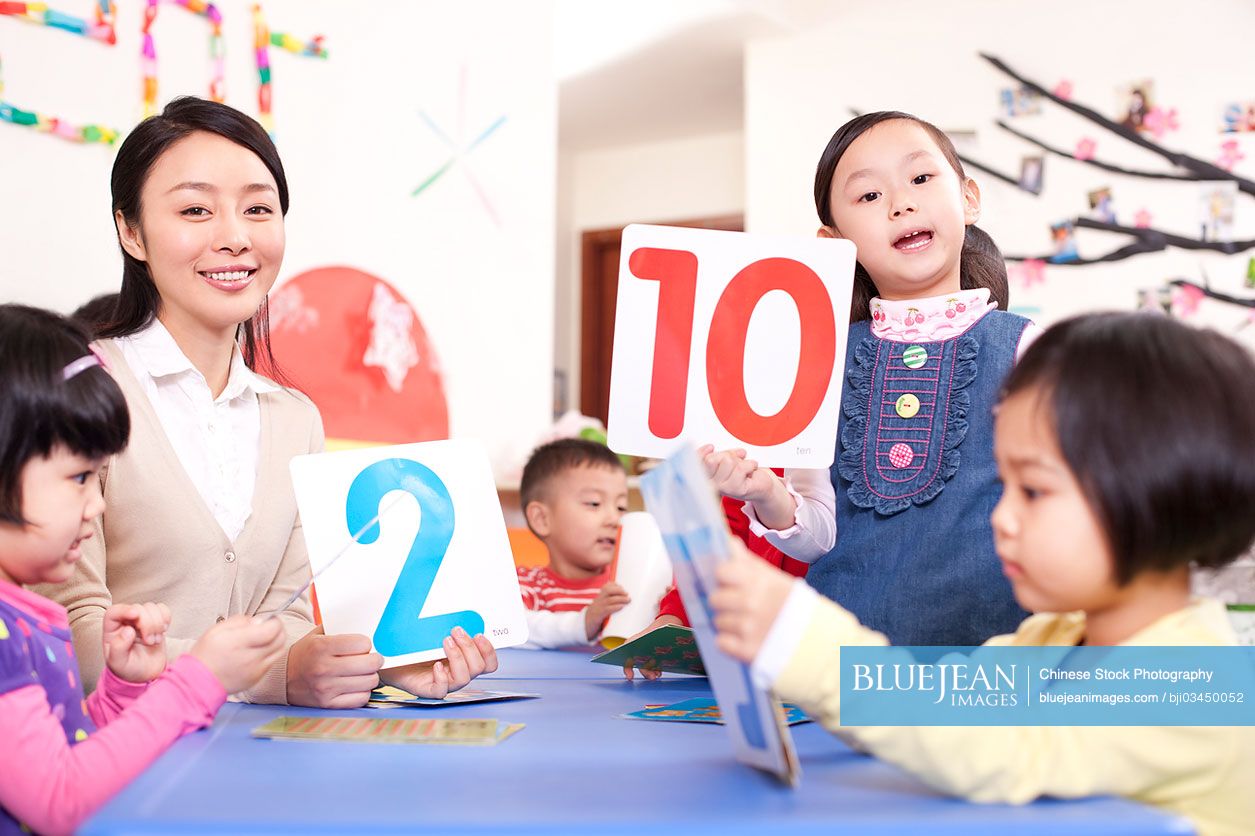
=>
[82,648,1193,834]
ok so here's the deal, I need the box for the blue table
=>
[83,649,1192,834]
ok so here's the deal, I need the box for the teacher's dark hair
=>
[101,96,289,382]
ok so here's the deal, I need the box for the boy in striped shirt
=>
[516,439,630,648]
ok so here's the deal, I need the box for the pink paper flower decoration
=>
[1053,80,1073,100]
[1217,139,1246,171]
[1170,284,1204,318]
[1133,209,1153,229]
[1075,138,1097,160]
[1015,259,1046,289]
[1142,107,1180,140]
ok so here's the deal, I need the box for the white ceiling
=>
[556,0,848,151]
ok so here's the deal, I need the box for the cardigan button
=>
[225,550,237,563]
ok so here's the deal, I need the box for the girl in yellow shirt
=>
[711,311,1255,836]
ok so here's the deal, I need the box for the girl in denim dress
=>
[706,111,1037,646]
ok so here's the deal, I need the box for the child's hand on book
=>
[102,602,172,683]
[710,539,794,664]
[584,582,631,641]
[192,614,287,695]
[621,614,682,680]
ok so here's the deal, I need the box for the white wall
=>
[0,0,557,471]
[555,129,745,408]
[745,0,1255,340]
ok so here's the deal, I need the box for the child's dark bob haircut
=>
[520,438,625,516]
[1001,311,1255,583]
[0,305,130,525]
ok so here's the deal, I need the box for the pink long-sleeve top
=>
[0,580,226,836]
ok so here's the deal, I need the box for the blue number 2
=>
[345,458,485,657]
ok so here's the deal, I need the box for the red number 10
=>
[628,247,836,447]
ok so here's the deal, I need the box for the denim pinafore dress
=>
[804,311,1031,646]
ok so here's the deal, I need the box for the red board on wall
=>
[268,265,450,445]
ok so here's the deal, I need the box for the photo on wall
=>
[1019,156,1044,195]
[1198,182,1237,243]
[1000,85,1041,117]
[1137,287,1171,314]
[1049,220,1079,263]
[1221,101,1255,133]
[944,128,978,153]
[1087,187,1116,224]
[1119,81,1154,132]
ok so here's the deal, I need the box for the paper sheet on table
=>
[623,698,809,726]
[252,715,524,745]
[366,685,539,708]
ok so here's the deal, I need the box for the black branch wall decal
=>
[1005,218,1255,264]
[980,52,1255,198]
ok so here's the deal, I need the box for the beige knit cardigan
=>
[37,337,322,704]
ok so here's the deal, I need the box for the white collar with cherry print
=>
[869,288,996,343]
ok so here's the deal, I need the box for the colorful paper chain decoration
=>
[0,0,115,43]
[142,0,224,117]
[0,2,120,144]
[252,3,326,135]
[1,0,323,143]
[0,94,119,143]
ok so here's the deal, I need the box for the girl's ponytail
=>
[959,224,1009,312]
[847,264,879,324]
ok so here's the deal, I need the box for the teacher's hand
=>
[380,627,498,700]
[285,626,384,708]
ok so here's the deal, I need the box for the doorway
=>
[579,214,743,427]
